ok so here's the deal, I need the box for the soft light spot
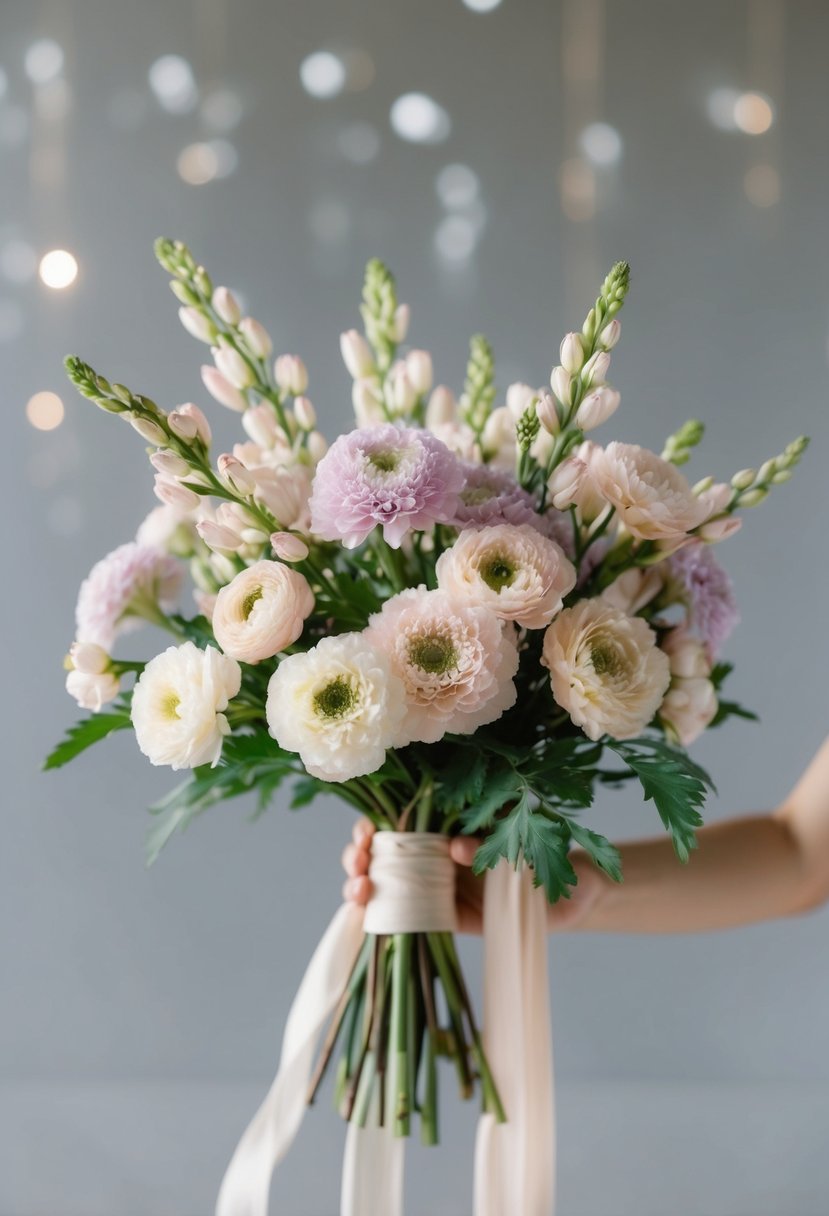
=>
[148,54,198,113]
[705,87,741,131]
[744,163,780,207]
[734,91,775,135]
[26,390,65,431]
[462,0,503,10]
[436,163,480,209]
[300,51,346,99]
[390,93,451,144]
[580,122,623,166]
[338,121,381,164]
[24,39,64,85]
[177,140,236,184]
[434,215,478,263]
[39,248,78,289]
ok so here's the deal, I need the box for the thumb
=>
[449,836,480,868]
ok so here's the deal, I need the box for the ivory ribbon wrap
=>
[216,834,555,1216]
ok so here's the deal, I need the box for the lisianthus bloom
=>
[363,588,519,745]
[657,627,718,747]
[542,599,670,740]
[131,642,241,769]
[309,423,465,549]
[666,541,739,659]
[75,542,183,649]
[588,442,709,541]
[266,634,406,782]
[436,524,576,630]
[211,560,314,663]
[450,464,545,531]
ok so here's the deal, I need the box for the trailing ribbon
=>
[216,842,555,1216]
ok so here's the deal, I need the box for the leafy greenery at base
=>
[43,699,133,770]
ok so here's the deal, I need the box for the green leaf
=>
[710,699,759,728]
[43,709,133,770]
[472,793,578,902]
[290,776,324,809]
[435,748,488,814]
[567,822,623,883]
[459,763,523,834]
[608,738,714,862]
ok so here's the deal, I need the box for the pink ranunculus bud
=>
[536,392,560,436]
[581,350,611,386]
[560,332,585,374]
[293,396,317,431]
[659,677,718,747]
[154,475,200,511]
[388,362,417,415]
[340,329,375,379]
[661,627,711,679]
[274,354,308,396]
[575,386,621,432]
[405,349,433,396]
[169,402,212,445]
[197,519,243,553]
[270,531,310,562]
[548,456,586,510]
[425,385,456,427]
[698,515,742,543]
[201,365,247,413]
[238,317,273,360]
[150,449,190,479]
[391,303,410,343]
[352,376,386,426]
[218,453,256,497]
[129,414,167,445]
[66,668,121,712]
[213,343,255,390]
[212,286,241,326]
[505,382,536,422]
[308,431,328,462]
[549,364,572,406]
[599,319,621,350]
[69,640,111,675]
[178,307,216,344]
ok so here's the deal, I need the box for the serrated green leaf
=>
[290,777,324,809]
[567,822,623,882]
[710,699,759,728]
[609,738,714,862]
[471,793,578,902]
[435,748,488,813]
[43,709,133,770]
[459,764,522,833]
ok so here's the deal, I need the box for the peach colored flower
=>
[542,599,670,740]
[600,567,663,616]
[589,442,709,541]
[211,560,314,663]
[659,678,718,746]
[436,524,576,630]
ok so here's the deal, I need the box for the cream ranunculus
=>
[588,442,709,542]
[657,626,718,746]
[266,634,407,782]
[542,599,670,740]
[600,567,664,616]
[436,524,576,629]
[211,560,314,663]
[66,669,120,711]
[131,642,241,769]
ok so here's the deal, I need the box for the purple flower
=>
[668,542,739,659]
[76,542,183,649]
[309,423,465,549]
[451,463,543,530]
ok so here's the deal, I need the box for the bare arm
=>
[576,736,829,933]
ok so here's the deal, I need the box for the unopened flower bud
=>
[293,396,316,431]
[209,552,238,584]
[218,453,256,496]
[201,365,247,413]
[731,468,757,491]
[599,319,621,350]
[178,307,216,344]
[129,414,167,445]
[238,317,273,359]
[65,668,120,712]
[535,392,560,435]
[771,469,792,485]
[340,330,375,379]
[550,365,572,406]
[548,456,586,510]
[150,449,190,479]
[575,386,620,432]
[391,303,410,343]
[692,476,714,496]
[270,531,310,562]
[560,332,585,374]
[212,286,241,327]
[274,354,308,396]
[169,402,212,445]
[213,344,255,390]
[505,382,536,422]
[738,486,767,507]
[698,516,743,543]
[425,385,456,427]
[154,475,200,511]
[352,376,386,425]
[69,641,111,675]
[170,280,199,307]
[388,363,417,415]
[196,519,243,553]
[308,431,328,462]
[757,459,777,484]
[405,349,433,396]
[581,350,610,386]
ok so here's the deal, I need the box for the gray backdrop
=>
[4,1,829,1213]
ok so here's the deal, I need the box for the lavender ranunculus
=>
[667,541,739,658]
[309,423,465,549]
[450,463,543,531]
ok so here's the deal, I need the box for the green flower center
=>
[160,691,181,720]
[314,676,358,719]
[368,449,398,473]
[480,553,517,592]
[242,586,264,620]
[408,633,458,675]
[590,643,621,677]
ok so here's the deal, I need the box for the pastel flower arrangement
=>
[47,242,807,1154]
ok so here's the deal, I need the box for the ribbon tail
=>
[474,861,555,1216]
[341,1119,405,1216]
[216,903,366,1216]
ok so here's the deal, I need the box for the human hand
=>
[341,820,608,934]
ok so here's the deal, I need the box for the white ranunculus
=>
[212,560,314,663]
[131,642,241,770]
[266,634,407,782]
[66,668,120,711]
[542,599,670,741]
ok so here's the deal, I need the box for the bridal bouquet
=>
[47,241,806,1212]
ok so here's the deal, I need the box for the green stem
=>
[390,934,412,1135]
